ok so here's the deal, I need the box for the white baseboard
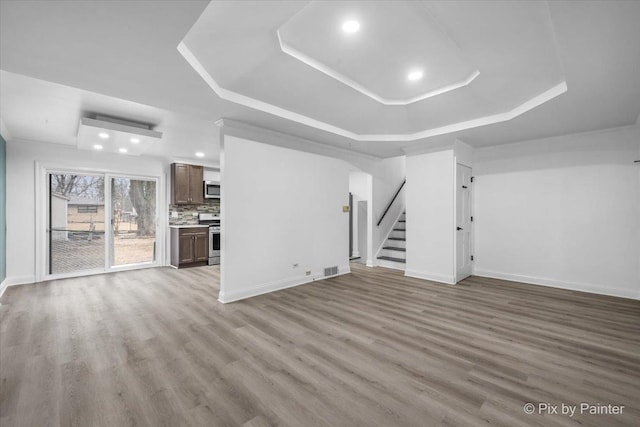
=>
[366,259,375,267]
[376,259,405,271]
[219,264,351,303]
[474,269,639,300]
[3,275,36,287]
[0,275,36,299]
[405,269,455,285]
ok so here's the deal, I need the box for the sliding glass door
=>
[48,173,106,275]
[47,170,158,278]
[111,177,156,266]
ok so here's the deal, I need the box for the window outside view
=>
[112,177,156,266]
[49,174,156,275]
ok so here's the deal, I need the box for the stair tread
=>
[398,220,406,222]
[388,237,406,241]
[393,228,406,231]
[383,246,406,251]
[377,256,406,263]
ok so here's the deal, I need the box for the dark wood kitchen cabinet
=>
[171,163,204,205]
[171,227,209,268]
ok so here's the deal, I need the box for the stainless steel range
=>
[198,213,220,265]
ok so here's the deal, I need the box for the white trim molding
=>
[405,269,456,285]
[219,265,351,303]
[1,275,37,290]
[179,41,567,143]
[277,30,480,106]
[34,161,167,283]
[215,118,380,161]
[474,269,640,301]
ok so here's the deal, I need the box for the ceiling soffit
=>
[179,1,566,142]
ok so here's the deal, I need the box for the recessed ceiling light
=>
[93,144,103,150]
[342,20,360,34]
[119,148,128,154]
[130,137,140,144]
[98,132,110,139]
[195,152,205,158]
[407,70,424,81]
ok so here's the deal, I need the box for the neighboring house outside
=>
[51,192,69,240]
[68,197,105,232]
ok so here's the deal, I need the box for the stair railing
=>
[376,178,406,227]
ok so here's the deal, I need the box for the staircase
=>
[376,212,406,270]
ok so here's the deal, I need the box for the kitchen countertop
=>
[169,224,209,229]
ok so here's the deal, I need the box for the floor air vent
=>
[324,266,338,277]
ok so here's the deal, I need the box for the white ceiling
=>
[181,1,566,138]
[277,1,480,104]
[0,70,221,164]
[1,0,639,161]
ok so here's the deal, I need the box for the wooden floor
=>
[1,264,639,426]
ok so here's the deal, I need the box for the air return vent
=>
[324,266,338,277]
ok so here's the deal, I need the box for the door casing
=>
[35,163,164,282]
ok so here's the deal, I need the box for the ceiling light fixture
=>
[119,148,128,154]
[77,115,163,156]
[407,70,424,81]
[342,20,360,34]
[195,152,205,158]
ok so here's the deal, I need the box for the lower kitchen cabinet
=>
[171,227,209,268]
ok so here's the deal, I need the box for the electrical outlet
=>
[171,211,178,218]
[305,271,311,276]
[192,212,198,217]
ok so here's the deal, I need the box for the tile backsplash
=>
[169,200,220,225]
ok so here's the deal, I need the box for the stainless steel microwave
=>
[204,181,220,199]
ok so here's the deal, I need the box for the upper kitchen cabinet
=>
[171,163,204,205]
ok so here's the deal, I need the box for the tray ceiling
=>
[277,1,480,105]
[179,0,566,141]
[2,0,638,159]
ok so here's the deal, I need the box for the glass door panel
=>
[48,173,105,275]
[111,177,156,266]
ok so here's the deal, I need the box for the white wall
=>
[203,168,220,182]
[474,125,640,299]
[349,171,372,263]
[405,149,456,283]
[454,140,474,168]
[219,135,350,303]
[356,200,368,264]
[349,171,370,201]
[5,140,168,285]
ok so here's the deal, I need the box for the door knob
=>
[457,227,463,231]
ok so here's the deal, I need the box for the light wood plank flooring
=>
[1,264,639,426]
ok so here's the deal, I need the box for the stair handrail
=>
[376,178,406,227]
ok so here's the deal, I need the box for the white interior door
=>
[456,164,472,281]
